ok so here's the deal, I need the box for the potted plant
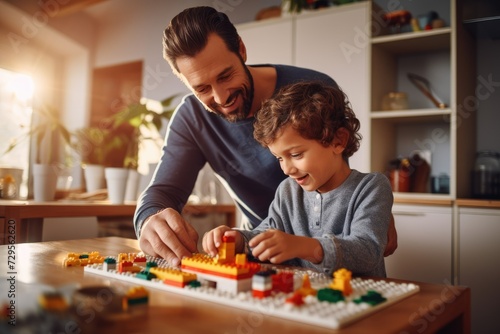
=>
[4,104,74,201]
[74,126,112,193]
[102,94,180,202]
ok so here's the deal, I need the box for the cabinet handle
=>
[392,211,426,216]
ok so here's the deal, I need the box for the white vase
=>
[125,169,141,202]
[105,167,129,204]
[83,164,105,192]
[32,163,58,202]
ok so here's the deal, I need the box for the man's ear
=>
[238,36,247,62]
[332,128,349,153]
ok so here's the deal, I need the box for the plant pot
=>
[125,169,141,202]
[105,167,129,204]
[32,163,59,201]
[83,164,106,192]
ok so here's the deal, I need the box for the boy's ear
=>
[332,128,349,153]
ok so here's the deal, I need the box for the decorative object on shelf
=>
[281,0,334,14]
[416,11,445,31]
[255,6,282,20]
[381,92,408,111]
[431,173,450,194]
[382,10,412,33]
[0,167,23,199]
[386,152,431,193]
[471,150,500,199]
[407,73,447,109]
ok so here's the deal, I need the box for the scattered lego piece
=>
[136,270,157,281]
[148,267,197,287]
[271,271,293,293]
[62,251,103,267]
[296,274,316,297]
[354,290,387,306]
[285,292,304,306]
[330,268,352,296]
[124,286,149,307]
[252,270,273,298]
[118,261,142,273]
[317,288,344,303]
[38,292,68,312]
[103,257,117,271]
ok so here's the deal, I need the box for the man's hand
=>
[139,208,199,266]
[202,226,244,257]
[384,215,398,257]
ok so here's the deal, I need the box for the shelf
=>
[456,199,500,209]
[371,108,452,123]
[393,192,453,205]
[371,28,451,55]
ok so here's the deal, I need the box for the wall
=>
[90,0,281,102]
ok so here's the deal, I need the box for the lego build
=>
[66,236,419,330]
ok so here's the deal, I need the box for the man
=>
[134,6,397,266]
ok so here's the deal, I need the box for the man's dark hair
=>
[163,6,240,73]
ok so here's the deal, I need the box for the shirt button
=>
[314,206,319,212]
[316,194,320,199]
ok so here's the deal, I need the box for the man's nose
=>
[212,86,230,107]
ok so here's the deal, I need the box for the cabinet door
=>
[237,17,294,65]
[385,204,452,284]
[459,208,500,334]
[294,4,370,172]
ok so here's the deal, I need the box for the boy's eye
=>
[291,153,302,158]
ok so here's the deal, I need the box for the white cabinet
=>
[459,207,500,334]
[385,204,452,284]
[237,16,294,66]
[294,3,370,172]
[237,3,370,172]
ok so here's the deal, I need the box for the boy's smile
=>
[268,125,351,193]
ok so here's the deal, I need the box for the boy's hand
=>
[249,230,324,264]
[249,230,294,264]
[202,226,244,257]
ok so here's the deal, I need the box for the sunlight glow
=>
[7,72,35,102]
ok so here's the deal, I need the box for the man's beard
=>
[208,64,254,123]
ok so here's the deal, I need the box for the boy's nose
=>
[281,160,296,176]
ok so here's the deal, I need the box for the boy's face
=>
[175,33,254,122]
[268,125,350,193]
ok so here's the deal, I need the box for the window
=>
[0,67,34,199]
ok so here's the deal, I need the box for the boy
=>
[202,81,393,277]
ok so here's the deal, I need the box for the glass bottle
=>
[471,151,500,199]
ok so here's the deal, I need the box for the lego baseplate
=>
[84,255,419,330]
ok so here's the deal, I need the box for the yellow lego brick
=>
[149,267,197,283]
[181,253,250,276]
[125,286,148,299]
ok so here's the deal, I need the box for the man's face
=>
[176,33,254,122]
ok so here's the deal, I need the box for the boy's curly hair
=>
[254,81,361,159]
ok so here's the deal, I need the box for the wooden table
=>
[0,201,236,245]
[0,237,470,333]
